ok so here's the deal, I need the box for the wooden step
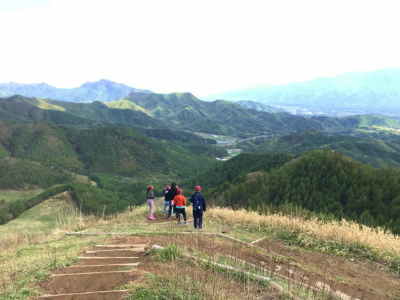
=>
[52,270,134,277]
[85,248,144,254]
[51,264,138,274]
[95,244,147,248]
[40,272,139,294]
[78,257,139,266]
[31,289,129,300]
[83,250,142,258]
[77,257,139,259]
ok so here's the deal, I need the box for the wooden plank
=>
[52,270,134,277]
[57,263,138,268]
[85,248,144,253]
[32,289,128,299]
[66,232,132,235]
[77,256,138,259]
[95,244,147,248]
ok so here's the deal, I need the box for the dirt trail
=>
[31,238,149,300]
[30,232,400,300]
[116,234,400,300]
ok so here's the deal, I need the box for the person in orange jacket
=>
[173,188,189,225]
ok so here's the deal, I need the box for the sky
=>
[1,0,400,98]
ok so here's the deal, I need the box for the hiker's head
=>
[148,185,153,190]
[177,188,182,195]
[195,185,201,192]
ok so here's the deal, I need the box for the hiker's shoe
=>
[178,222,182,225]
[163,213,165,216]
[149,216,155,220]
[194,228,197,230]
[199,227,202,230]
[184,222,189,225]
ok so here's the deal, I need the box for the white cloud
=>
[1,0,400,97]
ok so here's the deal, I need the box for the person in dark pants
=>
[190,185,206,230]
[166,182,177,220]
[163,185,170,216]
[173,188,189,225]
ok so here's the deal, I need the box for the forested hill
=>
[2,95,400,137]
[237,130,400,168]
[116,92,400,135]
[197,150,400,234]
[181,152,294,190]
[103,92,327,136]
[0,121,221,179]
[0,95,169,132]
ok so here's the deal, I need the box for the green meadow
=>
[0,189,43,203]
[0,195,78,234]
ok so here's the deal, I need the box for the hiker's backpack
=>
[192,193,202,211]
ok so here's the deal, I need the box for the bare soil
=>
[113,234,400,300]
[32,233,400,300]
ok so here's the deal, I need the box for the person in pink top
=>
[147,185,155,220]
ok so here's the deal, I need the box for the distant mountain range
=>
[3,93,400,139]
[3,69,400,117]
[203,68,400,117]
[0,79,152,103]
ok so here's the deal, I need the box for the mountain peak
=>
[0,80,153,103]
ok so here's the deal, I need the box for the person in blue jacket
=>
[190,185,206,230]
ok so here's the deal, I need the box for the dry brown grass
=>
[207,207,400,262]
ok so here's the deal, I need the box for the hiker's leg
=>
[182,208,187,222]
[148,200,154,217]
[193,210,198,228]
[163,201,169,214]
[167,204,172,217]
[198,211,203,229]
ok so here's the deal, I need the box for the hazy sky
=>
[1,0,399,97]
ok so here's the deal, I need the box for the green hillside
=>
[0,195,77,234]
[237,130,400,168]
[0,95,169,131]
[123,92,327,135]
[181,152,293,193]
[0,95,227,155]
[0,121,218,178]
[64,126,217,177]
[3,94,400,139]
[0,121,84,172]
[202,150,400,234]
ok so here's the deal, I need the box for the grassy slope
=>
[1,196,399,300]
[0,189,43,203]
[0,193,77,234]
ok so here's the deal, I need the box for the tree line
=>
[205,150,400,234]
